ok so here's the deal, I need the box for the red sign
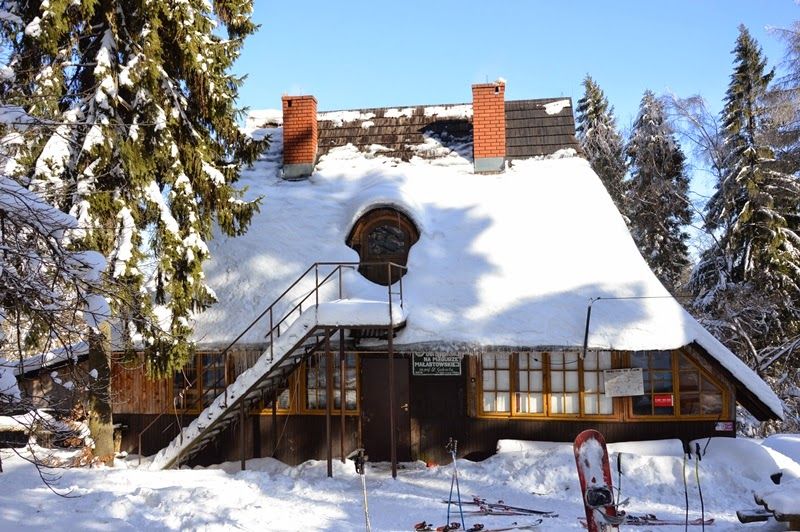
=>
[653,394,674,407]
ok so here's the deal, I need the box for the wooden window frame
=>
[258,374,299,416]
[476,351,622,421]
[625,349,731,422]
[173,351,227,414]
[346,208,420,286]
[299,351,360,416]
[515,351,546,416]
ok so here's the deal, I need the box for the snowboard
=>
[574,429,623,532]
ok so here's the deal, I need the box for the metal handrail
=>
[137,260,407,464]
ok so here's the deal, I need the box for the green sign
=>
[412,353,462,376]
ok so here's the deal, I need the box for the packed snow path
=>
[149,299,405,470]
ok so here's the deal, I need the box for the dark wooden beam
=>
[340,329,346,463]
[272,389,278,456]
[326,329,333,478]
[239,400,246,471]
[388,323,397,479]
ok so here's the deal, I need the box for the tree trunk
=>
[87,321,114,465]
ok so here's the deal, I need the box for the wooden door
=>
[360,355,411,462]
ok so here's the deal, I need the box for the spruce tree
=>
[626,90,692,292]
[770,20,800,176]
[1,1,264,459]
[693,26,800,343]
[575,75,628,213]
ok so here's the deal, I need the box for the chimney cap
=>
[472,78,506,90]
[282,94,317,103]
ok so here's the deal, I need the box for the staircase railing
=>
[137,261,406,463]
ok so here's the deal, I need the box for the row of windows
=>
[481,351,615,417]
[174,349,728,420]
[479,350,726,419]
[174,352,358,414]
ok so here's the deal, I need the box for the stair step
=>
[151,297,404,469]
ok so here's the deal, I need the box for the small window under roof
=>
[346,208,419,285]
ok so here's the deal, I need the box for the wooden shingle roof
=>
[316,98,578,161]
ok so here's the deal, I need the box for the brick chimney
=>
[472,81,506,173]
[282,95,318,179]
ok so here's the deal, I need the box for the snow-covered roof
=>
[191,122,781,419]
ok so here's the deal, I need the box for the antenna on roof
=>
[581,295,693,360]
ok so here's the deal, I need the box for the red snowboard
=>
[574,429,623,532]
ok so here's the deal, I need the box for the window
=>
[261,378,295,414]
[174,352,227,410]
[482,352,511,413]
[631,351,674,415]
[516,352,544,414]
[346,208,419,285]
[583,351,614,415]
[678,354,724,415]
[478,351,617,418]
[629,350,726,418]
[549,351,580,414]
[304,352,358,413]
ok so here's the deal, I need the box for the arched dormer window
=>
[346,208,419,285]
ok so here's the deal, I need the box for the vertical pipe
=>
[326,329,334,478]
[315,264,320,309]
[582,299,595,360]
[340,329,346,463]
[240,400,246,471]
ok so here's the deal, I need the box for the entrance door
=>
[360,355,411,462]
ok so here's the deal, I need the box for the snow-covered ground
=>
[1,436,799,531]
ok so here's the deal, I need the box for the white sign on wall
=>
[603,368,644,397]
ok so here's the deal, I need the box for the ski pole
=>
[694,443,704,532]
[616,452,623,506]
[446,437,465,530]
[682,451,689,532]
[348,448,371,532]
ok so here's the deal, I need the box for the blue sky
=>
[235,0,797,130]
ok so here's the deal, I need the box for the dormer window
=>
[347,208,419,285]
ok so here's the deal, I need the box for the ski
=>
[414,520,542,531]
[463,509,541,517]
[579,515,715,527]
[440,497,557,516]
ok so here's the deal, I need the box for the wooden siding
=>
[116,351,738,467]
[111,361,172,415]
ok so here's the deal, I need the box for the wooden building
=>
[16,81,782,472]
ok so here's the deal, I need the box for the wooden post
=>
[271,389,278,456]
[340,329,346,463]
[388,324,397,479]
[326,329,334,478]
[240,400,246,471]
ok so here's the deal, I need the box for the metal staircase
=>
[143,262,406,470]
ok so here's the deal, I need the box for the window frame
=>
[476,350,622,420]
[299,351,360,416]
[173,351,228,413]
[258,374,298,415]
[625,349,730,421]
[346,208,420,286]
